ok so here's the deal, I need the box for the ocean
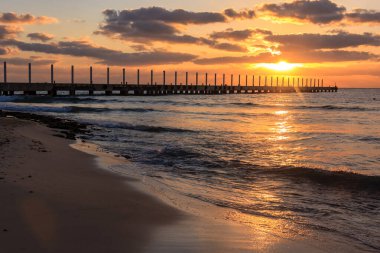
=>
[1,89,379,252]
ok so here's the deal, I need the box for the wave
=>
[11,96,100,104]
[296,105,376,112]
[358,136,380,144]
[229,102,259,107]
[260,166,380,193]
[67,106,157,113]
[89,121,195,133]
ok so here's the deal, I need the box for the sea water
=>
[1,89,379,252]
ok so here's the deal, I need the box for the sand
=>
[0,117,180,253]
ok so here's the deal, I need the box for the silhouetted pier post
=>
[51,64,54,84]
[245,75,248,86]
[151,70,154,85]
[205,73,208,86]
[137,69,140,86]
[230,74,233,87]
[88,66,94,96]
[223,74,225,86]
[252,75,255,87]
[71,65,74,84]
[265,76,267,86]
[287,77,290,87]
[3,62,7,84]
[298,77,300,87]
[282,77,285,86]
[90,66,93,84]
[106,67,110,85]
[214,73,217,87]
[175,71,178,86]
[28,63,31,84]
[163,71,166,86]
[70,65,75,96]
[271,76,273,87]
[293,77,295,87]
[276,76,279,86]
[123,68,126,85]
[238,74,241,87]
[186,72,188,86]
[259,76,261,87]
[195,72,198,90]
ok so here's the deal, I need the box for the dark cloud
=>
[0,39,197,66]
[224,8,255,19]
[0,12,57,24]
[0,48,8,55]
[211,42,247,52]
[96,7,246,52]
[0,25,22,39]
[283,50,379,62]
[210,28,272,41]
[27,32,54,42]
[266,31,380,50]
[0,57,57,66]
[258,0,346,24]
[101,7,226,25]
[346,9,380,24]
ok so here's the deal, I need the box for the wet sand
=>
[0,116,180,253]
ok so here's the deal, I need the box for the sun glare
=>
[259,61,302,72]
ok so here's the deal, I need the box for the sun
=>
[258,61,302,72]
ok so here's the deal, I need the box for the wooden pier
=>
[0,63,338,96]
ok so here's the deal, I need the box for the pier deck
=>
[0,83,338,96]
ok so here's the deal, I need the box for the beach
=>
[0,113,339,253]
[0,116,181,253]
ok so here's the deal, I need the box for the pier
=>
[0,63,338,96]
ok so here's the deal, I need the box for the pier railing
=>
[0,62,338,96]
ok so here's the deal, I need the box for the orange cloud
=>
[0,12,58,24]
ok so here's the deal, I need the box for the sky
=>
[0,0,379,87]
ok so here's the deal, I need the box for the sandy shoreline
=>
[0,116,181,253]
[0,112,359,253]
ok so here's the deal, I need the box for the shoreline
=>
[0,110,364,252]
[0,115,181,252]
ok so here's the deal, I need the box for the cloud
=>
[211,42,247,52]
[283,50,379,62]
[346,9,380,24]
[101,7,226,25]
[0,48,8,55]
[0,12,58,24]
[257,0,346,24]
[27,32,54,42]
[0,25,22,39]
[224,8,255,19]
[265,31,380,50]
[96,7,246,52]
[0,39,197,66]
[0,57,57,66]
[210,28,272,41]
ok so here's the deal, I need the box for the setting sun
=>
[258,62,303,72]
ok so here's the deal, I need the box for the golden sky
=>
[0,0,379,87]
